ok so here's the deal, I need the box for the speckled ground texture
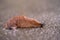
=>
[0,0,60,40]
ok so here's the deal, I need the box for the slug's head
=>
[34,23,44,28]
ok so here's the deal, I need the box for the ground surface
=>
[0,0,60,40]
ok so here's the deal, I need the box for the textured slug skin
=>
[3,16,42,29]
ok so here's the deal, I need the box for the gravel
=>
[0,0,60,40]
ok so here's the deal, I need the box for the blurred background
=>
[0,0,60,40]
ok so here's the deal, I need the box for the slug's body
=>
[4,16,42,30]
